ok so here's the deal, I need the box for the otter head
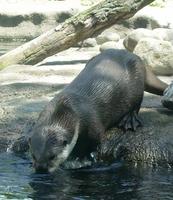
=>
[29,122,79,173]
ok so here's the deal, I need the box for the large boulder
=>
[124,28,173,52]
[123,28,161,52]
[99,107,173,166]
[134,38,173,76]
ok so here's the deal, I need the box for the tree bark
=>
[0,0,155,70]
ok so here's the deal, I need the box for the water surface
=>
[0,152,173,200]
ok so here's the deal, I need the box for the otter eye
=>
[62,140,68,146]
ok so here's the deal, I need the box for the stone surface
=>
[100,39,125,52]
[96,30,120,45]
[82,38,97,47]
[134,38,173,75]
[153,28,173,43]
[110,24,132,39]
[99,41,118,52]
[123,28,160,52]
[100,107,173,166]
[122,3,173,30]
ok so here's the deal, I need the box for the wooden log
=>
[0,0,155,70]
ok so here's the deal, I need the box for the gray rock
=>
[96,30,120,45]
[82,38,97,47]
[100,39,125,52]
[123,28,160,52]
[116,39,126,50]
[134,38,173,76]
[153,28,173,42]
[123,6,173,30]
[100,107,173,166]
[99,41,118,52]
[111,24,132,39]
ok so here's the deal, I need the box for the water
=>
[0,152,173,200]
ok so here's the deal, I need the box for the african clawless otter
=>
[29,49,169,173]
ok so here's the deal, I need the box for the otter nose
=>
[34,163,49,173]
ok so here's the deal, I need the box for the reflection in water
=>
[0,152,173,200]
[27,162,173,200]
[0,153,33,199]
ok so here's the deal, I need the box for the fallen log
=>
[0,0,155,69]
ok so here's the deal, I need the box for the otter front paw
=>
[162,82,173,110]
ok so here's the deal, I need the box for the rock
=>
[100,39,125,52]
[99,41,117,52]
[134,38,173,76]
[96,30,120,45]
[122,6,173,30]
[135,6,173,29]
[123,28,160,52]
[82,38,97,47]
[115,39,125,50]
[100,107,173,166]
[111,24,132,39]
[153,28,173,42]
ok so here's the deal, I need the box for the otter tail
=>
[144,66,168,96]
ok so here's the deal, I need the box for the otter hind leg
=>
[118,111,142,131]
[144,66,173,110]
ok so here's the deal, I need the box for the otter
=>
[29,49,171,173]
